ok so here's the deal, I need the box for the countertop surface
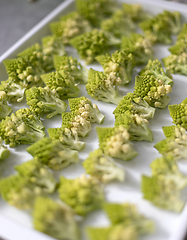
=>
[0,1,187,240]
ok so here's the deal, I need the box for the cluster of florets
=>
[50,11,92,44]
[121,33,154,65]
[58,174,104,216]
[86,69,123,105]
[0,159,57,209]
[97,125,138,161]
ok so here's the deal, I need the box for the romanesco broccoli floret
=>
[0,137,10,160]
[25,86,67,118]
[142,157,187,213]
[70,29,121,64]
[41,70,79,99]
[83,148,125,183]
[101,10,136,38]
[168,98,187,129]
[50,11,92,44]
[75,0,119,26]
[139,11,182,44]
[0,108,45,147]
[139,59,173,87]
[53,55,89,84]
[113,92,155,120]
[3,57,43,91]
[0,174,36,209]
[68,96,105,124]
[0,91,12,119]
[96,51,135,85]
[122,3,150,22]
[27,137,79,170]
[15,159,57,193]
[48,126,85,151]
[86,69,123,105]
[134,74,172,108]
[104,202,154,234]
[61,112,91,138]
[33,197,80,240]
[177,23,187,40]
[41,35,66,57]
[87,225,138,240]
[0,160,56,209]
[0,79,26,103]
[96,126,137,161]
[58,174,104,216]
[18,43,53,73]
[121,33,154,65]
[169,37,187,55]
[115,112,153,142]
[162,53,187,76]
[154,126,187,161]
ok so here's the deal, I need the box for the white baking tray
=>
[1,0,187,240]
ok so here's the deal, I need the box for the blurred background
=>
[0,0,63,56]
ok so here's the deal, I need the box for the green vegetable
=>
[68,96,105,124]
[50,11,92,44]
[27,137,79,170]
[25,86,67,118]
[86,69,123,105]
[96,51,135,85]
[115,112,153,142]
[0,108,45,147]
[58,174,104,216]
[113,92,155,120]
[41,70,79,99]
[121,33,154,65]
[70,29,121,64]
[53,55,89,84]
[48,126,86,151]
[83,148,125,183]
[42,35,66,57]
[96,126,137,161]
[0,137,10,160]
[33,197,80,240]
[134,74,172,108]
[0,91,12,120]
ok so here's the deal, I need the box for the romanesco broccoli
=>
[0,137,10,160]
[53,55,89,84]
[96,51,135,85]
[61,112,91,138]
[58,174,104,216]
[75,0,119,26]
[168,98,187,129]
[41,70,79,99]
[162,53,187,76]
[121,33,154,65]
[33,197,80,240]
[101,10,136,38]
[50,11,92,44]
[25,86,67,118]
[96,126,137,161]
[83,148,125,183]
[113,92,155,120]
[139,59,173,87]
[68,96,105,124]
[134,74,172,108]
[86,69,123,105]
[70,29,121,64]
[27,137,79,170]
[0,108,45,147]
[41,35,66,57]
[48,126,85,151]
[115,112,153,142]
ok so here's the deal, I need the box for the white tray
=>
[1,0,187,240]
